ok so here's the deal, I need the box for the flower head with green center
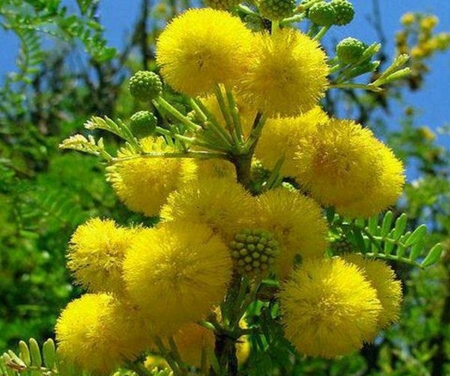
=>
[123,222,232,333]
[255,188,329,278]
[106,137,194,217]
[279,257,382,358]
[67,218,137,295]
[255,106,329,177]
[56,294,152,375]
[160,177,254,241]
[156,8,254,96]
[236,28,328,117]
[294,119,393,215]
[230,228,280,276]
[343,253,403,330]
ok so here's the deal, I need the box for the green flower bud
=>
[259,0,296,20]
[204,0,240,10]
[230,228,280,276]
[129,70,162,101]
[330,238,353,254]
[308,1,336,27]
[331,0,354,26]
[130,111,157,138]
[336,37,367,64]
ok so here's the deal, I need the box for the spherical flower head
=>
[106,137,193,217]
[123,222,233,332]
[279,258,382,358]
[255,188,328,278]
[156,8,254,96]
[130,111,157,138]
[236,28,328,118]
[308,1,336,26]
[333,143,405,218]
[342,254,403,330]
[160,177,255,241]
[331,0,355,26]
[230,228,280,276]
[129,70,163,101]
[255,106,329,177]
[336,37,367,64]
[67,218,137,295]
[56,294,152,375]
[294,119,386,213]
[259,0,296,21]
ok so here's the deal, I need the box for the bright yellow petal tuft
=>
[255,106,329,177]
[123,222,232,333]
[255,188,328,278]
[279,257,382,358]
[106,137,193,217]
[343,254,403,330]
[56,294,152,375]
[156,8,254,96]
[160,177,254,241]
[236,28,328,117]
[295,119,402,216]
[67,218,138,295]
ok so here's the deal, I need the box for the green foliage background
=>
[0,0,449,374]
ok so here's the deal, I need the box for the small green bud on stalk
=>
[259,0,296,21]
[336,37,367,64]
[130,111,157,138]
[331,0,354,26]
[308,1,336,26]
[129,70,163,101]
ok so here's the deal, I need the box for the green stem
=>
[237,4,259,17]
[313,25,331,41]
[280,14,305,26]
[271,20,280,35]
[214,84,239,145]
[329,82,383,92]
[225,88,245,144]
[155,97,202,132]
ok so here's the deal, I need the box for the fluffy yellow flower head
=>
[237,28,328,117]
[255,188,328,278]
[255,106,329,177]
[56,294,152,375]
[280,258,382,358]
[295,119,392,215]
[337,146,405,217]
[107,137,193,217]
[156,8,254,96]
[161,177,254,241]
[343,254,403,330]
[67,218,137,295]
[123,222,232,332]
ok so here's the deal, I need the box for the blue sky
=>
[1,0,449,156]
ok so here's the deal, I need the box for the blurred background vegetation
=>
[0,0,449,375]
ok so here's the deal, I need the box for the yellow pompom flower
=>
[295,119,398,216]
[338,146,405,217]
[255,107,329,177]
[160,177,254,241]
[56,294,152,375]
[236,28,328,117]
[279,258,382,358]
[123,222,232,332]
[343,254,403,330]
[156,8,254,96]
[67,218,137,295]
[106,137,193,217]
[255,188,328,278]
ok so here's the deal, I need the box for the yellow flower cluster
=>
[397,13,450,59]
[56,6,408,373]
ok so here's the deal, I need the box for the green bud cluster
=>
[259,0,296,21]
[330,238,353,254]
[130,111,157,138]
[204,0,240,10]
[230,228,280,275]
[336,37,367,64]
[308,0,354,27]
[332,0,354,26]
[129,71,163,102]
